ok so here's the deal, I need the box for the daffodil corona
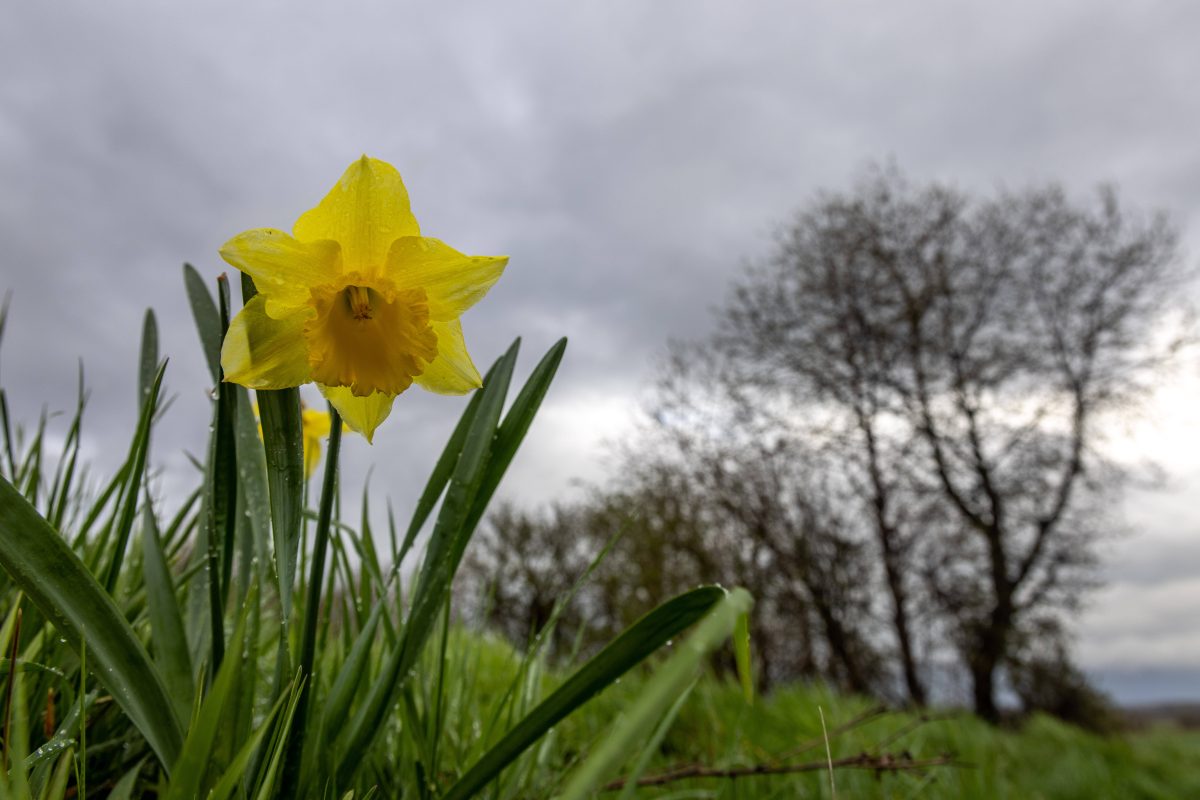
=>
[220,157,507,441]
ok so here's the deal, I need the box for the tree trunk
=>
[970,652,1000,723]
[811,592,872,695]
[968,595,1012,723]
[859,413,927,705]
[890,582,927,705]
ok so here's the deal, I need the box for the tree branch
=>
[602,752,967,791]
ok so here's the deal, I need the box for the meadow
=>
[0,279,1197,800]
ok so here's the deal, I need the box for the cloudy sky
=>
[2,1,1198,704]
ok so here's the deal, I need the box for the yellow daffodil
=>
[300,407,332,479]
[220,156,507,441]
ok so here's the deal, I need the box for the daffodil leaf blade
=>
[199,276,238,676]
[404,338,517,646]
[399,376,487,558]
[256,387,304,622]
[463,336,566,537]
[233,385,272,593]
[442,585,726,800]
[335,340,520,784]
[183,263,222,384]
[0,476,184,770]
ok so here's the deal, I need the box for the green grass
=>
[316,627,1200,800]
[0,280,1196,799]
[0,280,754,799]
[659,681,1200,799]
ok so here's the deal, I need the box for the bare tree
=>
[708,166,1188,719]
[458,440,886,692]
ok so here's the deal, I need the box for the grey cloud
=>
[2,0,1199,699]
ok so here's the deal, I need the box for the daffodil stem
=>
[282,404,342,800]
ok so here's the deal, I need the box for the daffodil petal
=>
[221,296,313,389]
[293,156,420,273]
[300,408,333,478]
[219,229,342,318]
[414,320,483,395]
[318,384,395,444]
[386,237,508,321]
[301,408,333,438]
[302,437,322,480]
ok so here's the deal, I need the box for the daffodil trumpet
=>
[220,156,507,442]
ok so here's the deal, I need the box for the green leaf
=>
[165,586,256,800]
[0,476,184,770]
[442,585,727,800]
[335,341,520,783]
[256,388,304,622]
[41,744,74,800]
[557,588,754,800]
[616,680,697,800]
[463,337,567,536]
[249,671,305,800]
[320,593,385,746]
[399,384,486,560]
[106,758,147,800]
[201,276,238,676]
[233,386,272,595]
[139,309,159,414]
[102,360,166,594]
[207,685,296,800]
[278,405,343,798]
[183,263,222,384]
[141,496,195,723]
[735,611,755,705]
[46,365,85,530]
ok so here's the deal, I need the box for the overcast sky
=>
[2,1,1198,704]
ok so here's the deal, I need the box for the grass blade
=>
[557,588,754,800]
[207,686,294,800]
[335,341,520,783]
[320,594,385,746]
[141,495,195,722]
[139,309,159,413]
[106,758,147,800]
[735,610,755,705]
[0,476,184,769]
[102,360,166,594]
[46,365,85,530]
[616,679,697,800]
[442,586,727,800]
[165,586,256,800]
[183,263,221,384]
